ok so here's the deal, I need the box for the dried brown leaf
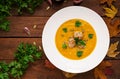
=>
[98,61,112,70]
[100,0,116,6]
[94,68,107,79]
[104,67,114,75]
[62,72,78,78]
[107,41,120,57]
[103,5,118,19]
[94,61,112,79]
[104,18,120,37]
[44,59,56,70]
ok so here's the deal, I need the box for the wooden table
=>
[0,0,120,79]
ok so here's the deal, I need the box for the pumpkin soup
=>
[55,19,97,60]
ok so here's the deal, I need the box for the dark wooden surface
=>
[0,0,120,79]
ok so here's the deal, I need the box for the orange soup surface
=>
[55,19,97,60]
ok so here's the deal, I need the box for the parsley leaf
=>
[0,62,9,79]
[0,20,10,31]
[78,40,86,46]
[0,2,11,31]
[0,43,42,79]
[62,43,67,49]
[77,51,83,57]
[62,28,67,33]
[88,34,93,39]
[74,38,86,46]
[74,37,79,44]
[15,0,43,14]
[75,21,82,27]
[0,0,43,31]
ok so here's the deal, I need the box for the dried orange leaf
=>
[107,41,120,57]
[62,71,78,78]
[104,18,120,37]
[100,0,116,6]
[94,68,107,79]
[103,5,118,19]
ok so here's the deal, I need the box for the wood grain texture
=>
[0,17,49,37]
[10,0,120,17]
[21,60,120,79]
[0,38,42,59]
[0,16,119,37]
[0,0,120,79]
[0,60,119,79]
[0,0,120,37]
[0,38,119,59]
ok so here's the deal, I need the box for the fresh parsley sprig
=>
[0,62,9,79]
[0,0,11,31]
[0,0,43,31]
[0,43,42,79]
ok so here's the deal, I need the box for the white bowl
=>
[42,6,110,73]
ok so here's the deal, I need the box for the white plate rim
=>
[42,6,110,73]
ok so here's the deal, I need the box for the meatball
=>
[68,37,76,48]
[74,31,83,39]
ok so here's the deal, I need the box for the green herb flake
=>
[0,0,43,31]
[62,43,67,49]
[0,43,43,79]
[62,28,67,33]
[0,62,9,79]
[78,40,86,46]
[75,21,82,27]
[74,37,79,44]
[74,38,86,46]
[88,34,94,39]
[77,51,83,57]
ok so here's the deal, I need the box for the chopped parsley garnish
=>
[74,37,79,44]
[78,40,86,46]
[88,34,94,39]
[77,51,83,57]
[74,38,86,46]
[75,21,82,27]
[0,43,42,79]
[62,28,67,33]
[62,43,67,49]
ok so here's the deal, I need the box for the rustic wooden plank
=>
[22,60,94,79]
[0,59,119,79]
[0,38,43,59]
[0,59,94,79]
[0,0,119,79]
[107,60,120,79]
[0,38,120,59]
[0,17,49,37]
[0,16,120,37]
[10,0,120,17]
[21,60,120,79]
